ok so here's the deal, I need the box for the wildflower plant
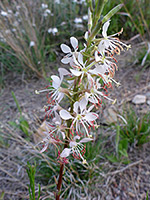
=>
[36,1,130,199]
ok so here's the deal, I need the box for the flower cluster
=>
[36,19,130,164]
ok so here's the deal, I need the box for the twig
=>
[107,160,143,176]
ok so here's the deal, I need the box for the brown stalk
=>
[56,164,64,200]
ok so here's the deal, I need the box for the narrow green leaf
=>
[115,125,120,154]
[0,192,5,200]
[20,120,29,136]
[37,184,41,200]
[119,149,128,157]
[8,121,18,128]
[11,91,22,115]
[102,4,123,23]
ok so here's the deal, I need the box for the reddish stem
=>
[56,163,64,200]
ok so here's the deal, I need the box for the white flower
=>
[98,20,130,55]
[74,18,83,24]
[60,98,98,137]
[85,78,115,105]
[41,3,48,9]
[36,121,58,153]
[43,9,53,17]
[45,9,51,14]
[60,136,93,162]
[70,53,95,86]
[55,0,60,3]
[60,37,78,64]
[1,11,8,17]
[30,41,35,47]
[35,68,70,103]
[48,28,58,35]
[83,15,88,21]
[14,11,19,17]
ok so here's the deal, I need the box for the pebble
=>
[132,95,146,104]
[147,100,150,105]
[146,92,150,97]
[102,107,118,125]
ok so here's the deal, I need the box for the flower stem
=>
[56,163,64,200]
[55,77,80,200]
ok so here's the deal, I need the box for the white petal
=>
[58,68,70,78]
[87,104,95,112]
[95,51,101,62]
[70,37,78,50]
[79,138,93,143]
[70,69,82,76]
[61,131,66,139]
[59,110,73,120]
[78,53,84,66]
[88,96,98,104]
[60,148,71,157]
[57,92,64,103]
[61,57,71,64]
[79,98,87,113]
[74,135,80,141]
[69,141,77,148]
[89,65,106,75]
[85,92,90,100]
[84,31,88,40]
[53,112,61,125]
[87,74,94,86]
[51,75,61,88]
[73,101,79,114]
[30,41,35,47]
[60,44,71,53]
[72,54,81,66]
[102,20,110,38]
[83,112,98,121]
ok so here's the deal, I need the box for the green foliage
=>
[107,108,150,163]
[146,190,149,200]
[119,109,150,146]
[102,0,150,39]
[26,162,41,200]
[106,107,150,164]
[0,192,4,200]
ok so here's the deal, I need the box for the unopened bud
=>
[35,90,40,94]
[112,99,117,105]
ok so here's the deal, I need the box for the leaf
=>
[20,119,29,136]
[115,125,120,154]
[8,121,18,128]
[0,192,5,200]
[106,154,118,163]
[102,4,123,24]
[11,91,22,115]
[119,149,128,157]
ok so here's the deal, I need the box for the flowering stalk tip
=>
[36,3,130,199]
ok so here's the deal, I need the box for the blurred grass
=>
[0,0,150,86]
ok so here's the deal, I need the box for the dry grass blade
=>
[0,0,47,77]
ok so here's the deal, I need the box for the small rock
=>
[132,95,146,104]
[33,121,47,144]
[147,100,150,105]
[106,195,112,200]
[146,92,150,98]
[115,197,120,200]
[102,107,118,125]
